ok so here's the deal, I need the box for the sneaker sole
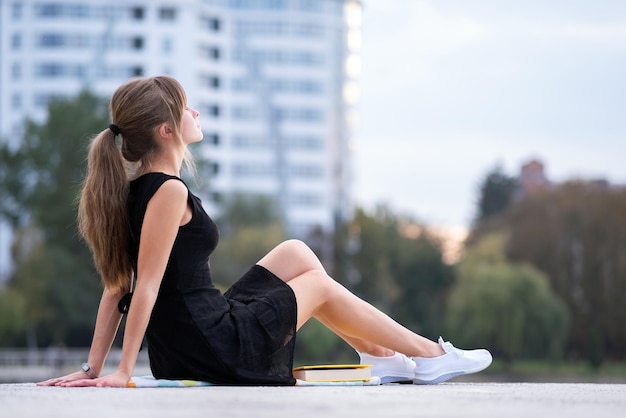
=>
[413,371,465,385]
[413,360,492,385]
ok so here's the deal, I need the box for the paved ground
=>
[2,382,625,418]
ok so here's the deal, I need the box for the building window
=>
[131,7,145,20]
[204,17,221,31]
[299,0,323,12]
[131,66,144,77]
[229,0,288,9]
[200,45,221,60]
[35,63,85,78]
[34,3,93,18]
[289,165,324,178]
[232,134,269,148]
[11,33,22,50]
[232,106,261,120]
[132,37,144,50]
[66,4,90,17]
[209,162,220,175]
[295,23,323,37]
[38,33,64,48]
[36,63,63,77]
[12,2,23,19]
[204,76,220,89]
[159,7,177,21]
[232,48,322,67]
[205,133,220,145]
[12,93,22,109]
[274,107,323,122]
[298,80,322,93]
[290,135,322,150]
[232,164,276,177]
[204,105,220,117]
[36,4,62,17]
[11,63,22,79]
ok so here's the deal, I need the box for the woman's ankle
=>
[362,347,395,357]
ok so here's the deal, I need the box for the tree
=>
[0,91,108,346]
[446,233,569,364]
[505,181,626,365]
[475,164,518,222]
[209,193,287,289]
[210,193,359,364]
[349,205,454,339]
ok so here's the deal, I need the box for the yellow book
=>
[292,364,372,382]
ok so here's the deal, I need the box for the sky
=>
[355,0,626,236]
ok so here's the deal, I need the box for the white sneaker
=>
[412,337,493,384]
[358,351,416,384]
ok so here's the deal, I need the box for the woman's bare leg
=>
[258,240,443,358]
[315,312,394,357]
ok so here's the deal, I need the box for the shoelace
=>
[401,354,416,368]
[440,340,464,357]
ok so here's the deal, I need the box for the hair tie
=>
[109,123,121,136]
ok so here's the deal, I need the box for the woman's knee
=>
[258,239,323,281]
[289,269,337,319]
[274,239,322,267]
[279,239,313,257]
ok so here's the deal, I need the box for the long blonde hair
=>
[78,76,187,291]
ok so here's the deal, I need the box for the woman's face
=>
[181,106,203,144]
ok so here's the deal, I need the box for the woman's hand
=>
[37,369,130,388]
[56,370,131,388]
[37,369,94,387]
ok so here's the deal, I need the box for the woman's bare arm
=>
[59,179,190,387]
[37,287,124,386]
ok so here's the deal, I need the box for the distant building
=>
[516,158,623,202]
[0,0,362,277]
[518,159,550,195]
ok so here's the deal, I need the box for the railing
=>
[0,348,149,366]
[0,348,150,383]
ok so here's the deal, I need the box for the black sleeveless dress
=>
[128,173,297,385]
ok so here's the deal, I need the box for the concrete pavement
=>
[2,382,625,418]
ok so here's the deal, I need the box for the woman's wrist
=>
[81,362,98,379]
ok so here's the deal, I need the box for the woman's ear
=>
[157,123,173,140]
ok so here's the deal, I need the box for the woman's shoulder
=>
[130,172,189,205]
[131,172,185,185]
[131,172,187,192]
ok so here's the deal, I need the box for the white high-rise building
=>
[0,0,361,275]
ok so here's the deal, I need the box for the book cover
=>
[292,364,372,382]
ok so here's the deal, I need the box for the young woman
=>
[38,76,491,387]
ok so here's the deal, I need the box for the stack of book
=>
[292,364,372,382]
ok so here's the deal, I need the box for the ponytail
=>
[78,128,132,292]
[78,75,189,291]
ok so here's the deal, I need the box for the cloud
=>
[356,0,626,232]
[362,0,488,92]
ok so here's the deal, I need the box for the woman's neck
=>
[143,156,182,177]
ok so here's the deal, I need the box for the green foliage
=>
[504,181,626,363]
[294,319,355,365]
[211,222,286,289]
[210,194,286,288]
[0,288,27,346]
[475,164,518,222]
[446,233,569,364]
[0,91,108,346]
[349,205,453,339]
[392,233,454,338]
